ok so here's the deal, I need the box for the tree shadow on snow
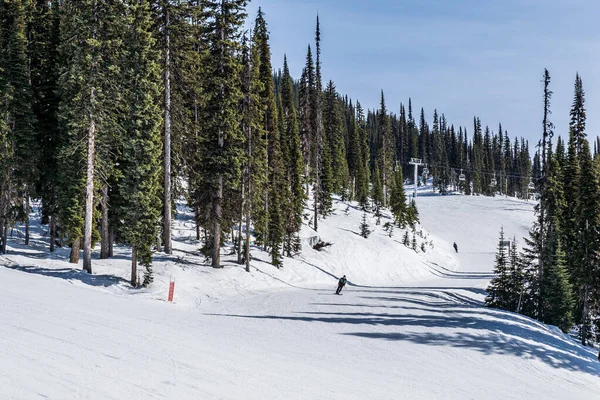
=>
[4,265,127,288]
[207,287,600,376]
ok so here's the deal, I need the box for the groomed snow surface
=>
[1,186,599,399]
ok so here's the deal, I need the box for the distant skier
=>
[453,242,458,253]
[336,275,347,295]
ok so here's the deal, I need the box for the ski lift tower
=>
[409,158,423,199]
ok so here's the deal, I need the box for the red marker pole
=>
[168,277,175,302]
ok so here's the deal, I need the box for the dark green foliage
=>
[359,211,370,238]
[254,9,285,267]
[56,0,124,262]
[371,166,383,215]
[30,0,61,227]
[405,199,419,228]
[319,80,337,216]
[540,236,573,332]
[280,56,304,256]
[573,140,600,343]
[0,0,37,187]
[200,0,247,267]
[355,102,370,210]
[486,227,511,309]
[117,0,163,286]
[0,0,38,252]
[390,165,407,226]
[377,91,393,206]
[402,230,410,247]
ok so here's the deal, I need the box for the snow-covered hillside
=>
[1,188,599,400]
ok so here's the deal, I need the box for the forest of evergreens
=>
[1,0,598,321]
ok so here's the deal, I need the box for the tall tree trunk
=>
[131,247,137,287]
[245,124,252,273]
[0,219,7,254]
[313,168,319,231]
[581,284,589,346]
[83,89,96,274]
[264,134,269,252]
[237,175,244,264]
[212,20,225,269]
[69,237,80,264]
[108,225,114,257]
[24,193,30,246]
[383,172,387,207]
[305,164,310,199]
[49,215,55,253]
[163,7,172,255]
[212,176,222,268]
[195,206,200,241]
[100,185,109,259]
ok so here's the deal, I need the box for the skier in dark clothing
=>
[336,275,347,295]
[453,242,458,253]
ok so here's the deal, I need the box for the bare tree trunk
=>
[237,175,244,264]
[383,172,387,207]
[0,219,7,254]
[108,226,114,257]
[131,247,137,287]
[211,17,226,269]
[313,168,319,231]
[24,193,30,246]
[245,123,252,273]
[49,215,55,253]
[212,176,222,268]
[100,185,109,259]
[305,164,310,199]
[264,124,269,252]
[163,7,172,255]
[581,284,589,346]
[83,89,96,274]
[69,237,80,264]
[195,206,200,241]
[245,204,251,273]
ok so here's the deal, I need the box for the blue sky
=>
[246,0,600,149]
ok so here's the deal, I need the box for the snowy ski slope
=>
[1,188,599,399]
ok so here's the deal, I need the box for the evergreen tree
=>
[377,91,392,206]
[312,16,324,229]
[30,0,61,251]
[359,211,370,238]
[573,139,600,345]
[0,0,38,252]
[298,45,314,199]
[57,0,124,269]
[405,199,419,228]
[318,79,335,215]
[540,235,573,332]
[280,56,304,256]
[486,227,511,309]
[201,0,247,268]
[390,164,407,226]
[117,0,163,286]
[507,238,524,312]
[371,165,383,215]
[254,8,285,266]
[355,101,370,210]
[238,33,263,271]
